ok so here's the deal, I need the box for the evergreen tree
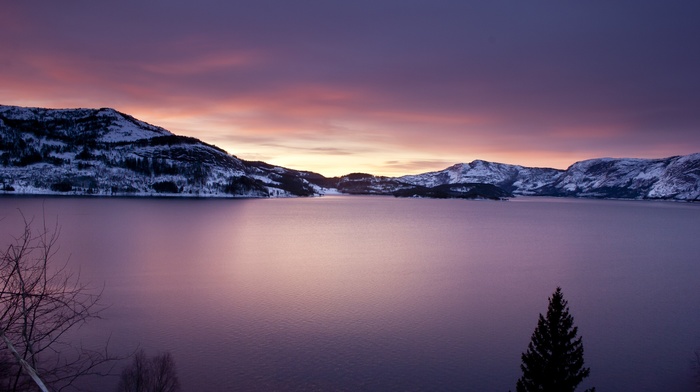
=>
[516,287,594,392]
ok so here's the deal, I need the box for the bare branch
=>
[0,211,122,391]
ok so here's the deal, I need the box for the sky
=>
[2,1,700,177]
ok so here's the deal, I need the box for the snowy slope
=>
[396,156,699,200]
[0,106,172,142]
[550,154,700,200]
[0,105,320,197]
[399,160,563,194]
[1,104,698,200]
[648,153,700,199]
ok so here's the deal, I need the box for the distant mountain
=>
[320,172,512,200]
[398,160,563,195]
[543,155,700,200]
[396,155,700,201]
[1,104,698,201]
[314,155,700,201]
[331,173,411,195]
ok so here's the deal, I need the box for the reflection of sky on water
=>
[0,197,698,391]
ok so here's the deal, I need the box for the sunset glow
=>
[2,2,699,176]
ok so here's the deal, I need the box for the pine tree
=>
[516,287,595,392]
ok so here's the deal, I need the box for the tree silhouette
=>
[516,287,594,392]
[692,349,700,392]
[0,214,118,391]
[117,350,180,392]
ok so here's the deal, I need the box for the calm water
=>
[0,196,699,391]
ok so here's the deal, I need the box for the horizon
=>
[6,102,697,179]
[2,2,700,177]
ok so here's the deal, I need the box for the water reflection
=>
[0,196,698,391]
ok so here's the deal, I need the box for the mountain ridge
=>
[0,104,318,197]
[395,154,700,200]
[1,104,698,201]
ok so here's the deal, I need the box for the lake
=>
[0,196,699,391]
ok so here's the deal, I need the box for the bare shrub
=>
[0,213,117,391]
[117,350,180,392]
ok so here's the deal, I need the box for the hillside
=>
[0,105,320,197]
[1,104,698,201]
[396,156,700,201]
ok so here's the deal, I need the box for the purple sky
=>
[2,1,699,176]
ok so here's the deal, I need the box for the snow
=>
[319,187,343,195]
[395,154,700,200]
[3,104,699,201]
[399,160,564,195]
[92,110,171,142]
[0,105,314,198]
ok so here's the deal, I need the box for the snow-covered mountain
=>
[396,155,700,200]
[399,160,563,195]
[1,104,698,200]
[545,155,700,200]
[0,105,321,197]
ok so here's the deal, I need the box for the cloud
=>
[138,52,263,76]
[1,1,700,176]
[382,160,459,173]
